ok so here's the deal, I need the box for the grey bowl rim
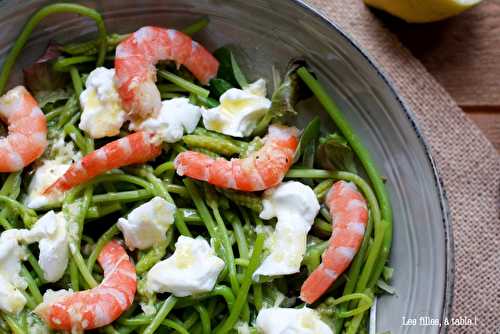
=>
[291,0,454,331]
[0,0,454,331]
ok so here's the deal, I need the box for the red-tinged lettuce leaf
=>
[23,42,68,97]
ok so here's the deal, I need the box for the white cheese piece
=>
[201,79,271,137]
[117,197,176,250]
[256,307,333,334]
[79,67,126,138]
[146,236,224,297]
[130,97,202,144]
[25,211,69,283]
[254,181,320,278]
[0,230,27,313]
[24,159,70,209]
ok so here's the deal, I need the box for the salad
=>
[0,3,393,334]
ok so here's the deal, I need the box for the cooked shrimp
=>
[34,240,136,331]
[0,86,47,172]
[115,26,219,118]
[43,131,161,194]
[300,181,368,304]
[175,125,299,192]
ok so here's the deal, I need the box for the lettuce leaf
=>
[316,133,357,173]
[23,42,68,96]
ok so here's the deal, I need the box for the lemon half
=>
[364,0,483,23]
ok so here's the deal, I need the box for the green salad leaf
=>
[23,42,68,96]
[316,133,357,173]
[213,46,248,88]
[253,59,312,135]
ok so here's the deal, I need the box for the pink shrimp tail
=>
[300,181,369,304]
[43,131,161,195]
[0,86,47,172]
[174,125,299,192]
[115,26,219,117]
[35,240,136,330]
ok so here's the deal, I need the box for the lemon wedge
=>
[364,0,482,23]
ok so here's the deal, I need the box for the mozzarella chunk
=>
[201,79,271,137]
[117,197,176,250]
[0,230,27,313]
[256,307,333,334]
[130,97,202,144]
[146,236,224,297]
[254,181,320,278]
[79,67,126,138]
[24,160,70,209]
[26,211,69,282]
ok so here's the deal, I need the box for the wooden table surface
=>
[374,0,500,151]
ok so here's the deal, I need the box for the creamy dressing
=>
[254,181,320,278]
[0,230,28,313]
[26,211,69,283]
[130,97,202,144]
[117,197,176,250]
[79,67,127,138]
[256,307,333,334]
[146,236,224,297]
[24,160,70,209]
[201,79,271,137]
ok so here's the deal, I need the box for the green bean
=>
[183,179,217,237]
[142,295,177,334]
[346,289,375,334]
[20,267,42,304]
[204,186,239,293]
[175,285,235,310]
[215,217,265,334]
[194,305,211,334]
[0,3,107,94]
[86,202,122,219]
[60,33,127,56]
[56,95,79,129]
[312,217,332,236]
[253,283,263,311]
[223,211,249,260]
[181,16,210,36]
[235,258,249,266]
[193,127,247,149]
[194,94,219,108]
[0,171,21,196]
[174,209,192,237]
[69,66,84,98]
[54,55,96,72]
[183,311,200,329]
[154,161,175,176]
[25,250,46,284]
[161,319,190,334]
[1,314,25,334]
[135,228,174,274]
[45,105,66,121]
[302,241,329,273]
[160,92,184,99]
[0,196,36,227]
[157,83,188,93]
[19,289,36,310]
[183,135,242,156]
[64,123,87,152]
[297,67,392,291]
[158,70,209,97]
[91,189,152,204]
[87,224,120,272]
[313,179,334,200]
[219,189,263,213]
